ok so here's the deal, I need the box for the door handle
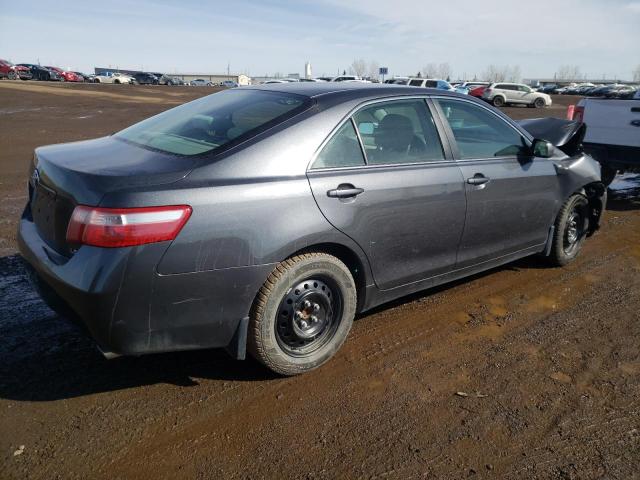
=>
[466,174,490,185]
[327,184,365,198]
[631,120,640,127]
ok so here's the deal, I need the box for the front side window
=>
[352,100,445,165]
[312,121,365,169]
[409,79,424,87]
[436,99,529,159]
[116,89,310,156]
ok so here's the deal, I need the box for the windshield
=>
[115,89,311,156]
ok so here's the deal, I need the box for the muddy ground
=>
[0,81,639,479]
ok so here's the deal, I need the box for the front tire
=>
[534,97,546,108]
[8,71,17,80]
[492,96,505,107]
[248,253,357,376]
[547,194,589,266]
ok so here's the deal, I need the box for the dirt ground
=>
[1,81,639,479]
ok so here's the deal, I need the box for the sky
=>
[1,0,638,80]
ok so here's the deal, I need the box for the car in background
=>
[93,72,134,84]
[468,85,488,97]
[190,79,213,86]
[458,81,490,91]
[0,59,32,80]
[17,64,58,81]
[537,84,558,94]
[158,75,184,85]
[384,77,409,85]
[72,72,95,83]
[45,67,82,82]
[221,80,238,88]
[132,72,159,85]
[18,83,605,376]
[331,75,369,82]
[406,78,468,94]
[483,83,552,108]
[604,85,637,99]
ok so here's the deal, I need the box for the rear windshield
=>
[115,89,311,156]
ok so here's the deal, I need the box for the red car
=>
[45,66,82,82]
[0,59,32,80]
[469,85,487,97]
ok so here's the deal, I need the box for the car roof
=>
[242,82,465,103]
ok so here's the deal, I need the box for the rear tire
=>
[248,253,357,376]
[492,96,505,107]
[8,71,17,80]
[547,194,589,266]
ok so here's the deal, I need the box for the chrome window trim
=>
[307,95,450,172]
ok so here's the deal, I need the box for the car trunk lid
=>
[29,136,198,255]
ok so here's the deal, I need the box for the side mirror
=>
[532,139,554,158]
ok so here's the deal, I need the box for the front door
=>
[434,97,558,267]
[307,98,467,290]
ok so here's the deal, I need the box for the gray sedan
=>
[19,83,605,375]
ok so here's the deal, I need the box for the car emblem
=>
[31,168,40,186]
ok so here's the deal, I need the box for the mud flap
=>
[224,316,249,360]
[543,226,555,256]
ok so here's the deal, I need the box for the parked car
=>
[72,72,95,83]
[604,85,637,99]
[45,67,82,82]
[190,79,213,86]
[158,75,184,86]
[93,72,134,84]
[0,59,32,80]
[221,80,238,88]
[483,83,552,108]
[132,72,159,85]
[331,75,366,82]
[468,85,488,97]
[572,97,640,184]
[17,63,56,81]
[19,83,606,376]
[406,78,465,93]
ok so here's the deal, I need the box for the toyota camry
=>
[19,83,606,375]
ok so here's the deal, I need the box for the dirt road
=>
[1,82,639,479]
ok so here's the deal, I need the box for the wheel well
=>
[289,243,368,312]
[575,182,606,236]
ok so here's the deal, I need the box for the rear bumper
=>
[18,210,274,358]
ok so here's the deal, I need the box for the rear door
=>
[433,97,558,267]
[307,97,467,290]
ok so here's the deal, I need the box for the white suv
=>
[482,83,552,108]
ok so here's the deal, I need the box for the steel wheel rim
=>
[563,206,584,255]
[275,277,343,357]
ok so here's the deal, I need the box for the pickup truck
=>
[573,98,640,185]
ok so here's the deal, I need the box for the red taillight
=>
[66,205,192,248]
[573,106,585,122]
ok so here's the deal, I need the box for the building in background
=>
[304,62,312,80]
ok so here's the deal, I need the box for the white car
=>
[93,72,134,84]
[331,75,365,82]
[482,83,552,108]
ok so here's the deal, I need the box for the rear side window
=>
[409,79,424,87]
[436,99,529,159]
[312,121,365,169]
[116,89,310,156]
[352,99,445,165]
